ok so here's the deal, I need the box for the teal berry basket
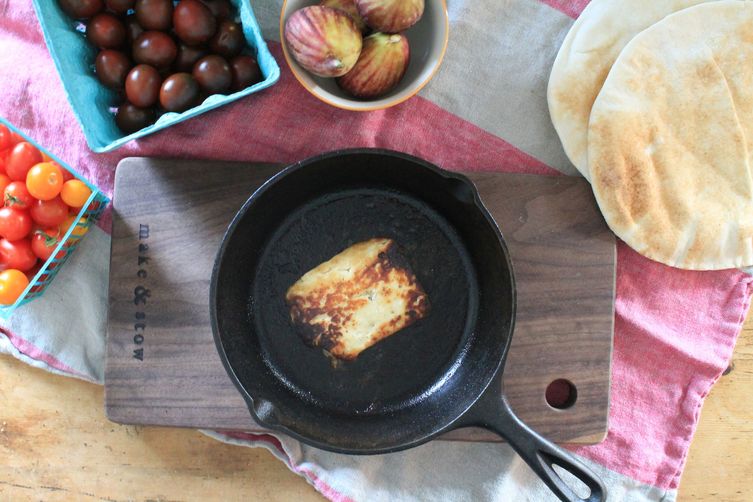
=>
[0,118,109,319]
[32,0,280,153]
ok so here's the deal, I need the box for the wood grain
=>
[3,315,752,500]
[105,157,615,444]
[0,355,323,502]
[680,318,753,501]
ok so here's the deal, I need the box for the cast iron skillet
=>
[210,149,606,502]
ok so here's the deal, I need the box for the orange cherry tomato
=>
[62,215,89,238]
[60,179,92,208]
[0,269,29,305]
[6,142,42,181]
[26,162,63,201]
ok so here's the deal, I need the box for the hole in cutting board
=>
[546,379,577,410]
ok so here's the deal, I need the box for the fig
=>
[337,32,409,99]
[284,6,362,78]
[355,0,424,33]
[320,0,368,33]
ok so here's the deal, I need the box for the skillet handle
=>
[470,394,606,502]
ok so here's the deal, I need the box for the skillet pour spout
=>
[210,149,606,502]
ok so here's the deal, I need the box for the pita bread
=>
[547,0,711,179]
[589,0,753,270]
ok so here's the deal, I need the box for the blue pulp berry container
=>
[0,117,109,319]
[32,0,280,153]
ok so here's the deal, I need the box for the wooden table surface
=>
[1,318,752,501]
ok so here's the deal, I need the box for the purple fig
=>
[284,6,363,78]
[320,0,368,33]
[356,0,424,33]
[337,32,409,99]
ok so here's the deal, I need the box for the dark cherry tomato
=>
[174,43,207,72]
[4,182,34,209]
[201,0,232,19]
[58,0,104,19]
[125,64,162,107]
[159,73,200,112]
[0,239,37,272]
[86,12,126,49]
[193,55,231,94]
[115,102,156,133]
[105,0,135,14]
[173,0,216,46]
[209,20,243,59]
[95,50,132,88]
[135,0,173,31]
[0,207,32,241]
[125,14,144,44]
[30,197,69,228]
[132,31,177,69]
[230,55,262,91]
[6,143,43,182]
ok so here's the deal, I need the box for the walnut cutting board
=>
[105,157,614,444]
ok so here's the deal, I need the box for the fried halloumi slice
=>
[286,238,430,361]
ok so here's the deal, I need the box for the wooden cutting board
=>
[105,157,614,444]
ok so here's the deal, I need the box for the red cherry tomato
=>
[30,197,69,227]
[0,238,37,272]
[0,207,32,241]
[0,174,11,196]
[9,133,23,147]
[6,142,43,181]
[0,125,11,151]
[60,166,75,182]
[24,262,42,283]
[31,227,61,261]
[4,181,34,209]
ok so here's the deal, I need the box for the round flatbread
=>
[547,0,711,179]
[589,0,753,270]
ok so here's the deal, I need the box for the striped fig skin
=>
[285,6,363,77]
[337,32,410,98]
[320,0,368,33]
[356,0,424,33]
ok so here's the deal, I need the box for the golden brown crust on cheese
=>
[286,238,430,360]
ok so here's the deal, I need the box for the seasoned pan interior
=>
[253,186,478,414]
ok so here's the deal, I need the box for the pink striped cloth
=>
[1,0,751,500]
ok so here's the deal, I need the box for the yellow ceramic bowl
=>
[280,0,449,111]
